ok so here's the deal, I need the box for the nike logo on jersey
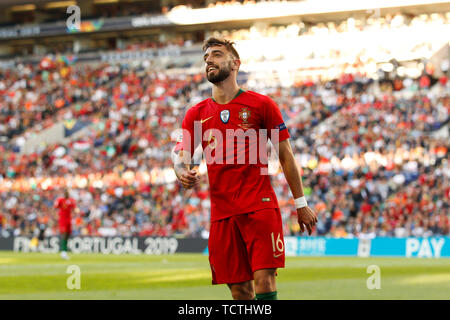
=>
[273,253,283,258]
[200,116,214,123]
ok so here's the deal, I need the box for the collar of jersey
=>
[211,88,245,104]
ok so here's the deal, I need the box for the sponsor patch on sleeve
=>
[275,122,287,131]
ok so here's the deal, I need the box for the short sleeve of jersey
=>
[175,106,199,156]
[263,96,290,143]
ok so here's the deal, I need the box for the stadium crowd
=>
[0,53,448,239]
[0,59,209,238]
[0,60,123,145]
[210,11,450,82]
[214,12,450,40]
[1,7,450,238]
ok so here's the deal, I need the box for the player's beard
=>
[207,61,232,84]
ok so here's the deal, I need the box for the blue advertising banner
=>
[370,237,449,258]
[1,236,449,257]
[284,237,450,258]
[285,237,358,257]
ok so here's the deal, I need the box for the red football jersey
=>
[177,90,290,222]
[54,197,76,224]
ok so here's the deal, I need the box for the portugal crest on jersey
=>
[239,107,250,122]
[220,109,230,123]
[238,107,252,129]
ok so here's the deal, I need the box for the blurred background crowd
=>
[0,0,448,239]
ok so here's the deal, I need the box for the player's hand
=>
[297,206,318,235]
[178,169,200,189]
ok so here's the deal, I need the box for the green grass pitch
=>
[0,252,449,300]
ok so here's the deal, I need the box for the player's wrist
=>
[174,164,189,179]
[294,196,308,209]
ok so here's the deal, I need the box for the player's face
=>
[203,45,234,84]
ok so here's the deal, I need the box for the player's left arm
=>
[277,139,318,235]
[72,200,78,219]
[53,199,59,220]
[263,95,318,235]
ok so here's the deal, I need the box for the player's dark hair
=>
[202,37,240,60]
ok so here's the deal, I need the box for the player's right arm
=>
[172,107,200,189]
[173,151,199,189]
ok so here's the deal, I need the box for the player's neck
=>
[212,79,240,105]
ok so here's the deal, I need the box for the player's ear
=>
[233,58,241,72]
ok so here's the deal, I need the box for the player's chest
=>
[199,103,263,131]
[61,200,72,209]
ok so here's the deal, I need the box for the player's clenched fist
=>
[297,206,318,235]
[178,169,200,189]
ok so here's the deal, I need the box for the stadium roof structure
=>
[166,0,450,24]
[0,0,449,41]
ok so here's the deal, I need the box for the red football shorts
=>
[59,222,71,235]
[208,208,285,285]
